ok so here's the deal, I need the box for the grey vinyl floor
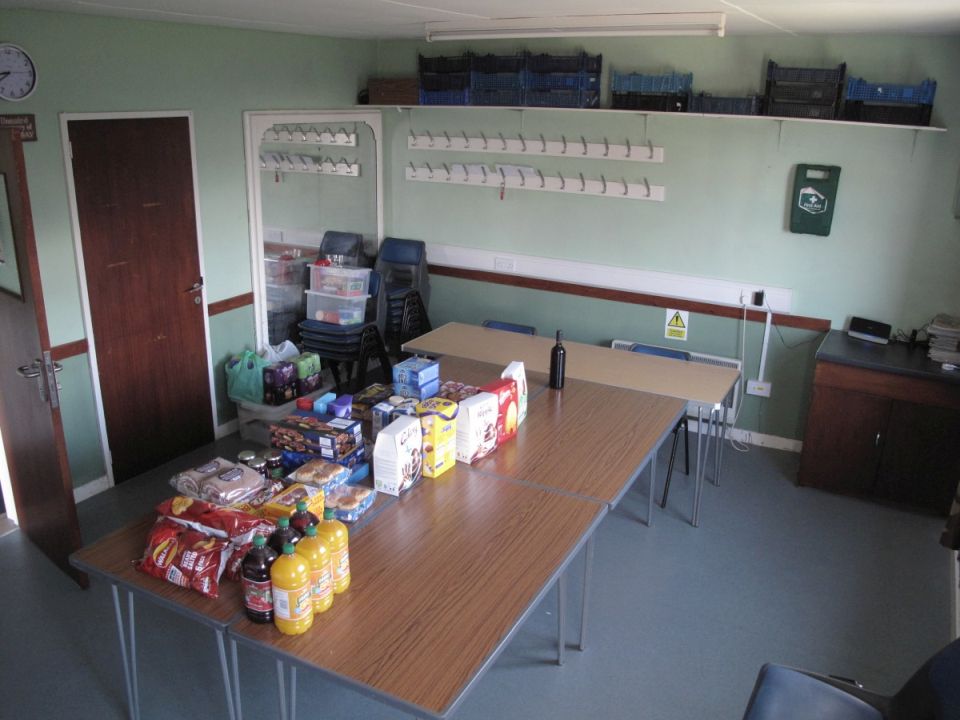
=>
[0,435,953,720]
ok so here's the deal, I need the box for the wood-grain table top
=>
[231,465,605,718]
[70,513,242,627]
[404,322,740,407]
[435,354,549,395]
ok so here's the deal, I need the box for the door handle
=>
[186,279,204,293]
[17,362,42,379]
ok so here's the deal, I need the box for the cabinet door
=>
[799,386,891,493]
[877,401,960,514]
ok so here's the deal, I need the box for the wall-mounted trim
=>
[73,474,111,503]
[209,292,254,317]
[50,338,89,360]
[431,264,830,332]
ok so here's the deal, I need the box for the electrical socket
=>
[494,256,516,272]
[746,379,772,397]
[752,290,765,307]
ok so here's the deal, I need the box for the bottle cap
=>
[556,330,563,342]
[305,525,318,537]
[277,516,290,528]
[296,500,308,512]
[252,535,266,547]
[282,542,296,555]
[323,508,335,520]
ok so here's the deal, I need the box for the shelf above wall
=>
[364,104,946,132]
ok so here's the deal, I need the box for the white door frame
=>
[59,110,217,489]
[243,109,383,350]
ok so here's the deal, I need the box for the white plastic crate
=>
[305,290,369,325]
[309,265,371,297]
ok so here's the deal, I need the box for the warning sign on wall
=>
[664,309,689,341]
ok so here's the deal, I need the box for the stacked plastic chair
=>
[374,237,432,354]
[298,270,391,392]
[318,230,364,267]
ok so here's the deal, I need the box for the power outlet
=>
[746,380,772,397]
[494,256,516,272]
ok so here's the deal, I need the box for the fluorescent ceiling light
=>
[425,13,726,41]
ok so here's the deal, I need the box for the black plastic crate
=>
[418,53,473,74]
[767,81,842,104]
[525,89,582,108]
[841,101,932,126]
[689,94,762,115]
[527,52,601,74]
[473,53,526,73]
[472,89,524,106]
[767,60,846,85]
[419,72,470,91]
[765,100,838,120]
[471,71,523,91]
[612,92,689,112]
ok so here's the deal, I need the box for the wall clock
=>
[0,44,37,102]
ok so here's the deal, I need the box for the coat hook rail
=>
[407,132,663,163]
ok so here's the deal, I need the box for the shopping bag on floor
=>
[225,350,270,404]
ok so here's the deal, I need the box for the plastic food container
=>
[309,265,371,297]
[305,290,368,325]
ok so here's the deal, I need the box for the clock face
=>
[0,44,37,102]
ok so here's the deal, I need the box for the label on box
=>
[479,378,518,447]
[456,392,499,463]
[373,415,422,496]
[394,378,440,401]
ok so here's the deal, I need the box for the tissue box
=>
[455,392,499,463]
[479,378,518,447]
[392,357,440,387]
[416,398,458,478]
[373,415,422,496]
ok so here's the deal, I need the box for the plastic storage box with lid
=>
[309,265,371,297]
[267,283,305,312]
[306,290,369,325]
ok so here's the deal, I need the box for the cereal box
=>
[455,392,499,464]
[479,378,519,447]
[416,398,458,478]
[373,415,422,496]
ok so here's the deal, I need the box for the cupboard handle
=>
[875,432,881,446]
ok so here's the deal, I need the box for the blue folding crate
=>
[845,77,936,105]
[527,52,600,73]
[470,71,523,91]
[472,53,526,73]
[471,89,523,106]
[611,71,693,94]
[419,88,470,106]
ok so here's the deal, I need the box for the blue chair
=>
[629,343,690,508]
[374,237,431,353]
[318,230,364,267]
[742,637,960,719]
[482,320,537,335]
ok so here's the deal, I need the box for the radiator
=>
[611,339,741,424]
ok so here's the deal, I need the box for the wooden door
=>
[68,117,213,482]
[0,129,85,585]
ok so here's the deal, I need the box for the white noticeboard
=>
[665,309,689,341]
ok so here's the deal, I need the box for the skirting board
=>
[73,475,112,504]
[687,421,802,453]
[216,419,239,440]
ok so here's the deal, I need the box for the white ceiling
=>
[3,0,960,38]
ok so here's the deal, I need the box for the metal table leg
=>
[111,585,140,720]
[710,404,721,486]
[647,456,656,527]
[714,398,731,487]
[276,660,297,720]
[578,535,595,652]
[230,637,243,720]
[692,405,713,528]
[276,660,287,720]
[215,630,237,720]
[557,572,567,666]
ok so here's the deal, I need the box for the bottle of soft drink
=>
[270,543,313,635]
[290,499,319,534]
[267,516,301,555]
[295,524,334,614]
[316,508,350,594]
[241,534,278,624]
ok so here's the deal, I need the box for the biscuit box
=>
[501,361,528,425]
[479,378,519,447]
[273,438,365,467]
[269,411,362,459]
[393,378,440,401]
[392,356,440,387]
[292,352,321,380]
[373,415,422,496]
[261,482,325,522]
[263,361,296,389]
[455,392,499,464]
[351,383,394,421]
[436,380,480,403]
[264,383,297,406]
[416,398,458,479]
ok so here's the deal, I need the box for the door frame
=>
[243,109,383,349]
[59,110,217,488]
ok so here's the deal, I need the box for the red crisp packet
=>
[136,518,232,598]
[479,378,519,446]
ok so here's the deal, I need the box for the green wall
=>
[374,36,960,440]
[1,9,376,485]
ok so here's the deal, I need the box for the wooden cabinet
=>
[798,358,960,515]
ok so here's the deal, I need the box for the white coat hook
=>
[647,140,654,159]
[643,178,651,197]
[337,127,348,141]
[426,130,435,147]
[425,162,434,179]
[461,130,469,148]
[297,126,307,141]
[537,169,545,188]
[558,171,566,190]
[622,178,629,196]
[519,170,526,187]
[409,129,417,146]
[323,127,334,139]
[518,133,526,152]
[444,131,452,148]
[603,138,609,157]
[625,138,632,158]
[481,166,489,184]
[601,175,607,194]
[340,157,352,174]
[409,161,417,176]
[561,135,567,154]
[442,162,450,179]
[284,128,293,142]
[499,132,507,150]
[480,131,488,150]
[581,136,588,156]
[540,134,547,152]
[299,156,309,171]
[268,127,280,142]
[579,173,586,192]
[259,155,266,169]
[498,167,506,184]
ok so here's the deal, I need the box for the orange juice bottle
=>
[270,542,313,635]
[316,508,350,594]
[295,524,334,614]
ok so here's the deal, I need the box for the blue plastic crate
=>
[471,89,523,106]
[527,52,600,73]
[845,77,936,105]
[524,70,600,92]
[689,94,761,115]
[419,88,470,106]
[611,71,693,94]
[471,71,523,91]
[473,53,526,73]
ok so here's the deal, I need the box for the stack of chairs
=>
[318,230,365,267]
[374,237,432,354]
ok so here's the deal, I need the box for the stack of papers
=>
[927,314,960,364]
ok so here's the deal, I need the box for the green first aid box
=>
[790,164,841,236]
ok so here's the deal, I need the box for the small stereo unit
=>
[848,316,892,345]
